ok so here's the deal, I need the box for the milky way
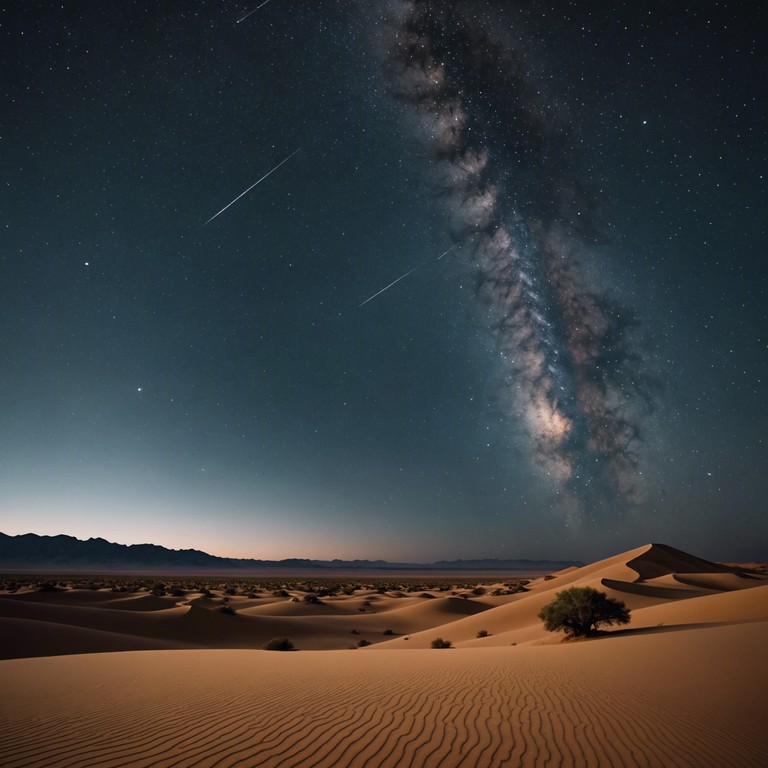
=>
[385,1,652,520]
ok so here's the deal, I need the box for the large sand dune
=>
[1,542,766,767]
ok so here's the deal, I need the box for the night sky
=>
[2,1,765,562]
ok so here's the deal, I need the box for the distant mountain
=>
[0,532,583,572]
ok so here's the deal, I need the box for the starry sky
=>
[1,1,765,563]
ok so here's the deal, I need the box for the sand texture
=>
[1,542,766,767]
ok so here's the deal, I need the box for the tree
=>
[538,587,630,638]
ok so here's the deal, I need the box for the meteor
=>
[236,0,272,24]
[437,242,460,260]
[358,242,463,308]
[358,264,422,308]
[203,147,301,226]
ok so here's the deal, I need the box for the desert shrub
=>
[431,637,452,649]
[302,593,322,604]
[471,586,486,596]
[383,628,395,635]
[263,637,294,651]
[218,604,237,615]
[476,629,489,638]
[538,587,630,638]
[272,589,290,598]
[357,639,371,647]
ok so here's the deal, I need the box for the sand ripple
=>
[1,627,765,768]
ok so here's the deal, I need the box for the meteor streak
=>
[437,242,460,260]
[358,264,422,308]
[358,241,462,308]
[203,147,301,226]
[236,0,272,25]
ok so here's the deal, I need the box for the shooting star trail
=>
[203,147,301,226]
[236,0,271,24]
[358,242,462,308]
[358,264,422,308]
[437,242,460,260]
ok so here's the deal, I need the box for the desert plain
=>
[1,542,767,767]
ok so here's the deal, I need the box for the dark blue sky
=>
[1,1,765,562]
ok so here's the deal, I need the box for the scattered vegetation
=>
[431,637,453,649]
[357,639,371,648]
[476,629,489,638]
[538,587,630,638]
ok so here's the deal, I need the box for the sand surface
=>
[1,542,766,767]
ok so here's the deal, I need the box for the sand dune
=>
[1,542,766,766]
[1,623,765,768]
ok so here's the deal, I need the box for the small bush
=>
[476,629,489,638]
[431,637,452,649]
[383,628,395,635]
[357,639,371,647]
[272,589,290,598]
[303,593,322,604]
[218,604,237,615]
[263,637,295,651]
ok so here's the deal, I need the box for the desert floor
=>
[1,543,766,767]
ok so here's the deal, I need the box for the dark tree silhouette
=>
[538,587,630,637]
[263,637,295,651]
